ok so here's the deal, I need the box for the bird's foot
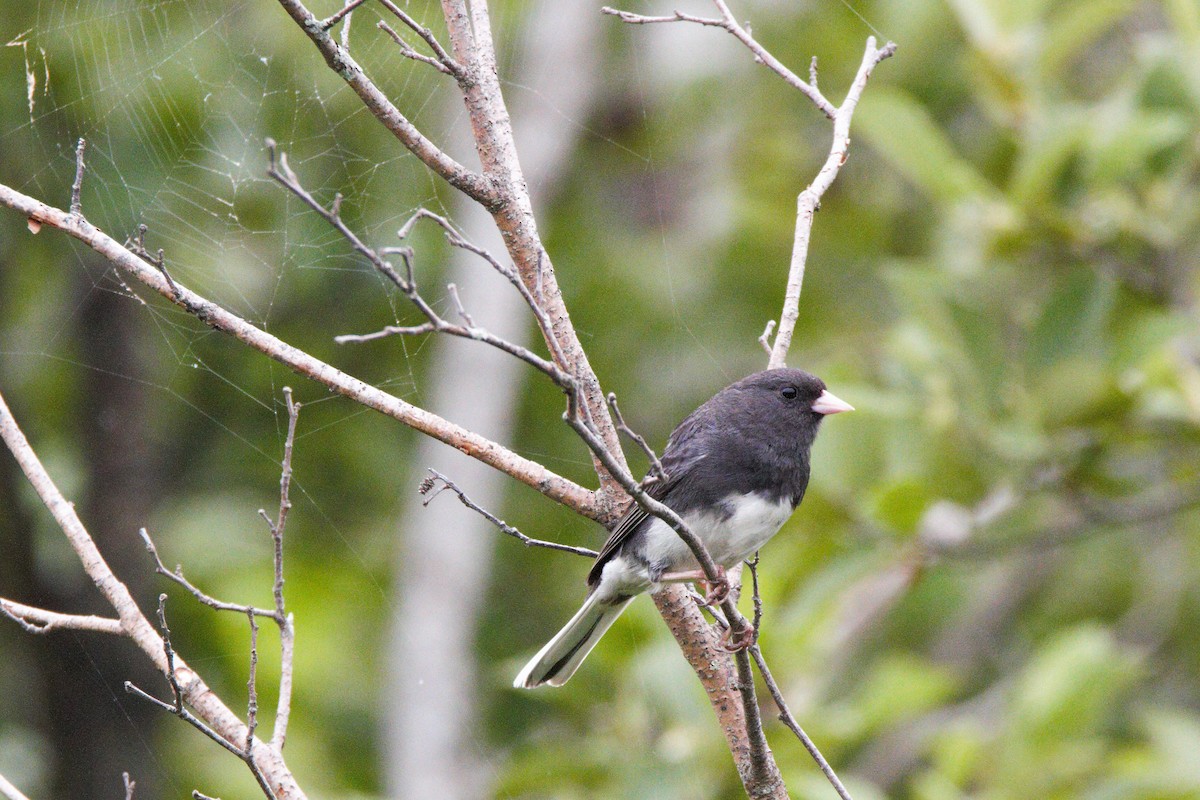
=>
[719,622,756,653]
[701,565,731,605]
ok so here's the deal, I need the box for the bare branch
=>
[126,224,178,297]
[123,772,136,800]
[376,0,465,78]
[270,387,299,750]
[377,21,456,75]
[246,610,260,753]
[420,469,599,558]
[601,7,724,27]
[0,773,32,800]
[125,594,278,799]
[746,553,763,634]
[768,36,896,369]
[604,3,894,372]
[0,181,601,519]
[267,146,578,397]
[757,320,776,356]
[318,0,365,31]
[0,597,124,635]
[751,645,853,800]
[273,0,496,203]
[0,385,303,797]
[445,282,474,326]
[606,392,667,485]
[603,2,837,118]
[334,323,436,343]
[69,137,85,217]
[140,528,276,617]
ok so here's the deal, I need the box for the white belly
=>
[640,492,793,574]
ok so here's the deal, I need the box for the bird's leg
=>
[658,564,731,605]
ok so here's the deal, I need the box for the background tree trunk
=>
[383,3,603,797]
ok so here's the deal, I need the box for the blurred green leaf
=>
[857,87,999,204]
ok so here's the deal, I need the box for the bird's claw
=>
[719,623,756,653]
[701,566,730,605]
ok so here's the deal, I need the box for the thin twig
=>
[420,470,599,558]
[768,36,895,369]
[446,283,475,326]
[0,384,299,798]
[268,156,590,436]
[750,645,853,800]
[139,529,277,618]
[0,179,600,520]
[270,386,299,750]
[602,2,837,118]
[123,772,136,800]
[245,609,260,754]
[274,0,494,203]
[69,138,86,218]
[318,0,365,31]
[376,0,465,79]
[334,323,437,343]
[377,21,455,76]
[757,320,776,356]
[396,208,570,370]
[606,392,667,484]
[126,224,179,297]
[746,553,763,634]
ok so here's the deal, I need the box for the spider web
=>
[2,0,474,375]
[0,1,490,793]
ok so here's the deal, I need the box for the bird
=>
[514,367,853,688]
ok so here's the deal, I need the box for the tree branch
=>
[0,385,305,798]
[0,181,601,521]
[273,0,496,204]
[602,1,837,118]
[0,598,124,636]
[419,469,599,558]
[768,36,895,369]
[0,773,32,800]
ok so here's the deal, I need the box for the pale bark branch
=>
[0,385,305,799]
[604,2,894,372]
[0,180,600,521]
[377,0,465,78]
[317,0,365,32]
[602,1,838,118]
[0,773,32,800]
[273,0,496,204]
[0,598,123,636]
[751,645,854,800]
[768,35,895,369]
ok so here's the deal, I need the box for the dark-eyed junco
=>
[515,368,852,688]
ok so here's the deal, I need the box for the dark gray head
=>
[718,368,853,422]
[656,368,853,508]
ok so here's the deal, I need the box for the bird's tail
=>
[513,592,633,688]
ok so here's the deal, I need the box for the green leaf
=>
[1026,270,1117,374]
[1011,625,1141,742]
[857,87,998,204]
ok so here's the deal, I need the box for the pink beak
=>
[812,389,854,415]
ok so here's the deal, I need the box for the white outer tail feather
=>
[513,592,633,688]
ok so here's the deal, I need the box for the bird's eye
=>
[781,386,798,399]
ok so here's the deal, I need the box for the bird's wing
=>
[585,408,713,587]
[585,473,677,587]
